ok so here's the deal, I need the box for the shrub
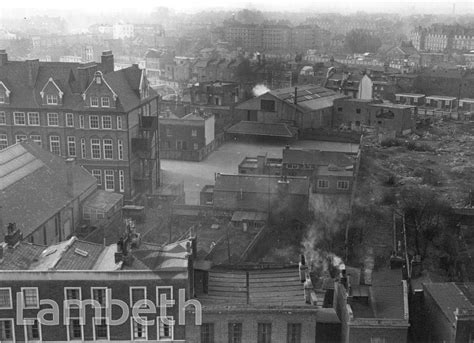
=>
[381,138,402,147]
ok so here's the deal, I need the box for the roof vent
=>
[74,248,89,257]
[42,247,57,257]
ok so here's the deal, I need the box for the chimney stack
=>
[5,223,22,248]
[0,50,7,67]
[26,59,39,87]
[299,254,308,283]
[101,50,114,74]
[294,87,298,105]
[65,158,75,197]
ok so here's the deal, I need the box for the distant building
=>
[113,22,134,40]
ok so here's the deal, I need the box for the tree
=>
[344,29,382,54]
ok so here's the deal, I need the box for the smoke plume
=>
[252,84,270,97]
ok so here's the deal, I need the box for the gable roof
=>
[0,141,97,238]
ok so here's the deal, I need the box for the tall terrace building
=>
[0,50,160,201]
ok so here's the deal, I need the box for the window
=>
[22,288,39,308]
[166,128,172,136]
[90,96,99,107]
[68,136,76,157]
[156,286,173,308]
[14,112,25,125]
[101,96,110,107]
[15,134,27,143]
[66,113,74,127]
[79,115,85,128]
[130,287,146,307]
[132,319,147,340]
[102,116,112,129]
[176,140,187,150]
[0,112,5,125]
[337,180,350,190]
[0,134,7,150]
[356,108,361,114]
[338,107,343,112]
[191,129,197,137]
[158,316,174,341]
[201,323,214,343]
[90,115,99,129]
[91,139,101,159]
[25,318,41,341]
[49,136,60,155]
[93,318,109,340]
[0,319,13,341]
[47,112,59,126]
[105,170,114,191]
[287,323,301,343]
[92,287,107,307]
[65,287,81,308]
[257,323,272,343]
[193,143,199,150]
[0,288,12,309]
[228,323,242,343]
[46,94,58,105]
[261,99,275,112]
[81,138,86,159]
[317,179,329,188]
[28,112,40,126]
[30,135,42,146]
[92,170,102,185]
[68,318,82,340]
[118,140,124,160]
[117,116,123,129]
[119,170,125,192]
[0,93,4,104]
[103,139,113,159]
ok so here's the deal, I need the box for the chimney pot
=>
[5,223,22,248]
[0,50,7,66]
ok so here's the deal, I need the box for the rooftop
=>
[370,103,416,109]
[425,95,458,101]
[395,93,426,97]
[282,148,355,167]
[226,121,297,138]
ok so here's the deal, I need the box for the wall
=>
[423,288,455,342]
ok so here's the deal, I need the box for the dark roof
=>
[371,269,407,319]
[0,141,97,238]
[83,189,123,212]
[282,148,355,167]
[215,173,309,195]
[424,282,474,324]
[0,242,45,270]
[53,239,105,270]
[226,121,297,138]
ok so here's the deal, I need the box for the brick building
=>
[0,50,160,200]
[0,226,196,342]
[159,111,217,161]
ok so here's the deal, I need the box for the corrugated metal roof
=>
[0,144,44,191]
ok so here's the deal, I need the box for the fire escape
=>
[131,114,159,196]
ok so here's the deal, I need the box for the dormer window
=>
[46,94,58,105]
[101,96,110,107]
[91,96,99,107]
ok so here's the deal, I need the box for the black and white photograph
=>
[0,0,473,341]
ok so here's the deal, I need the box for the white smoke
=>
[252,84,270,97]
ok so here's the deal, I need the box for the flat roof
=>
[395,93,425,98]
[425,95,457,100]
[459,98,474,103]
[371,103,416,109]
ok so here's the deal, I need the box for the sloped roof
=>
[83,190,123,212]
[226,121,297,138]
[0,141,96,238]
[0,242,45,270]
[215,173,309,195]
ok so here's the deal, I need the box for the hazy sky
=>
[1,0,473,14]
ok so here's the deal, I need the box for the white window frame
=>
[15,134,27,144]
[30,135,42,146]
[101,96,110,108]
[46,94,58,105]
[131,318,148,341]
[0,93,5,104]
[92,170,102,185]
[0,318,15,342]
[104,170,114,191]
[28,112,40,126]
[90,96,99,107]
[91,287,108,308]
[0,134,7,150]
[66,317,83,341]
[89,115,100,129]
[0,288,12,309]
[14,112,26,125]
[117,116,123,130]
[47,112,59,126]
[103,139,113,160]
[64,287,82,309]
[156,286,173,309]
[317,179,329,189]
[118,140,124,160]
[0,111,5,125]
[193,143,199,150]
[24,318,42,342]
[191,129,197,137]
[92,317,110,341]
[21,287,39,309]
[119,170,125,193]
[79,115,85,128]
[129,286,147,307]
[91,139,101,159]
[66,113,74,127]
[67,136,76,157]
[49,136,60,156]
[81,138,86,159]
[157,316,174,341]
[337,180,350,190]
[102,116,112,129]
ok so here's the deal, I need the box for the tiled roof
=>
[226,121,297,138]
[0,141,96,238]
[215,173,309,195]
[49,239,105,270]
[0,242,45,270]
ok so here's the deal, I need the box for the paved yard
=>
[161,140,357,204]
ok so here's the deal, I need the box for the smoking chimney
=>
[0,50,7,67]
[299,254,308,283]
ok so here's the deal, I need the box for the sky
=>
[0,0,473,14]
